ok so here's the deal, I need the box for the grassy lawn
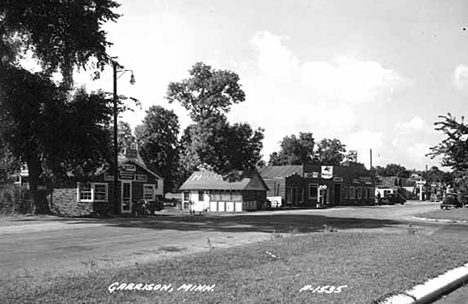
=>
[416,207,468,222]
[2,229,468,304]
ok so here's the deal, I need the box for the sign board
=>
[333,177,344,182]
[321,166,333,179]
[122,164,136,172]
[304,172,319,178]
[104,174,114,181]
[135,174,147,182]
[119,170,135,180]
[358,176,371,182]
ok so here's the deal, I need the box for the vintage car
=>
[440,193,463,210]
[377,193,406,205]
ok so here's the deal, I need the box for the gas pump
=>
[317,185,328,208]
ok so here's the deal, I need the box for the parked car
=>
[440,193,462,210]
[377,193,406,205]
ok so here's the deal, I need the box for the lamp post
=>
[112,59,135,214]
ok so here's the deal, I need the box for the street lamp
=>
[112,59,135,214]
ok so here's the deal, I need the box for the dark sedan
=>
[440,193,462,210]
[377,193,406,205]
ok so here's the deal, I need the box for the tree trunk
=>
[27,154,50,214]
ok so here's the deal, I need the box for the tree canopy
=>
[167,62,263,177]
[0,1,120,213]
[269,132,315,165]
[166,62,245,122]
[0,0,120,85]
[374,163,410,177]
[136,106,180,192]
[313,138,347,166]
[428,114,468,171]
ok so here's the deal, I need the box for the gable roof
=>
[179,171,268,191]
[94,155,163,179]
[258,165,303,179]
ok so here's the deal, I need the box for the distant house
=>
[179,170,269,212]
[375,176,400,198]
[375,176,423,199]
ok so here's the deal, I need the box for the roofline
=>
[99,159,163,180]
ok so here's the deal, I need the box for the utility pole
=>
[112,60,119,214]
[111,59,135,214]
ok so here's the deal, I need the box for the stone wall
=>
[49,187,93,217]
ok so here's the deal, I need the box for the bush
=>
[0,184,31,214]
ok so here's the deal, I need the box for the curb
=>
[373,262,468,304]
[411,216,468,224]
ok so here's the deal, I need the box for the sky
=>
[70,0,468,171]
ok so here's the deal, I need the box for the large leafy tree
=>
[136,106,180,192]
[167,62,263,177]
[0,0,120,86]
[185,115,264,175]
[269,132,315,165]
[166,62,245,122]
[314,138,347,165]
[428,114,468,170]
[0,1,120,213]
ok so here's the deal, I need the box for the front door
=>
[334,183,342,205]
[121,181,132,213]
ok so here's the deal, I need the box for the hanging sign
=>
[321,166,333,179]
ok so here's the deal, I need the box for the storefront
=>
[259,162,375,208]
[50,149,164,216]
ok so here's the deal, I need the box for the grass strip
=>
[2,230,468,304]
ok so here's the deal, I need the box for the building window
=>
[210,191,221,201]
[349,187,356,200]
[198,191,205,201]
[369,188,375,199]
[94,184,108,201]
[231,192,242,201]
[77,183,108,202]
[299,188,304,203]
[221,191,231,201]
[78,183,92,201]
[286,187,292,203]
[183,192,190,202]
[309,184,318,199]
[143,184,155,201]
[357,187,362,199]
[363,187,368,199]
[343,186,348,199]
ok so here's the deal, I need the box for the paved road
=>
[0,201,453,284]
[433,284,468,304]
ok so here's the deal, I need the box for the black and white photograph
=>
[1,1,468,303]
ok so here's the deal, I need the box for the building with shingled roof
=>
[179,170,269,212]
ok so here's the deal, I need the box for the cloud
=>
[395,116,425,133]
[453,64,468,93]
[250,31,299,81]
[300,58,406,104]
[249,31,407,104]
